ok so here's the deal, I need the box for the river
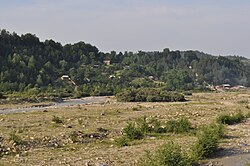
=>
[0,96,108,114]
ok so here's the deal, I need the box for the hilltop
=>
[1,29,250,97]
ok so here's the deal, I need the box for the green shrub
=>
[123,122,143,140]
[191,124,224,159]
[138,142,191,166]
[116,88,185,102]
[217,112,245,125]
[69,131,79,143]
[148,118,165,133]
[115,137,130,147]
[136,116,165,134]
[165,118,193,134]
[52,115,63,124]
[9,131,22,145]
[137,116,150,134]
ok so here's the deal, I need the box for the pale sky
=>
[0,0,250,58]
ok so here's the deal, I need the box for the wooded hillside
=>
[1,29,250,96]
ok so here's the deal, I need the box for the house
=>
[222,84,231,89]
[109,75,115,79]
[61,75,70,80]
[103,60,111,65]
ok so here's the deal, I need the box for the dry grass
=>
[0,91,250,165]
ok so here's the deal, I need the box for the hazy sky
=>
[1,0,250,57]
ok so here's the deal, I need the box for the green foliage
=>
[116,88,185,102]
[191,124,224,159]
[9,131,23,145]
[0,92,5,99]
[165,118,193,134]
[123,122,143,140]
[1,29,250,97]
[136,116,166,134]
[115,137,130,147]
[69,131,79,143]
[52,115,63,124]
[137,116,150,134]
[147,118,165,133]
[216,112,245,125]
[138,142,191,166]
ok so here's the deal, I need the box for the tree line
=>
[1,29,250,97]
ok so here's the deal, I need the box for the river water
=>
[0,96,108,114]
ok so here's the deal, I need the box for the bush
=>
[138,142,191,166]
[191,124,224,159]
[137,116,150,134]
[123,122,143,140]
[216,112,245,125]
[136,116,166,134]
[116,88,186,102]
[148,118,166,133]
[165,118,193,134]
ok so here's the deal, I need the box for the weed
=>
[69,131,79,143]
[9,131,22,145]
[78,118,84,125]
[132,107,140,111]
[52,115,63,124]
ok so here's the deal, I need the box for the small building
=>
[222,84,231,88]
[123,65,130,69]
[148,76,154,80]
[109,75,115,79]
[103,60,111,65]
[61,75,70,80]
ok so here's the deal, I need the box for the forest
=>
[1,29,250,98]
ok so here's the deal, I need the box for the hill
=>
[1,29,250,96]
